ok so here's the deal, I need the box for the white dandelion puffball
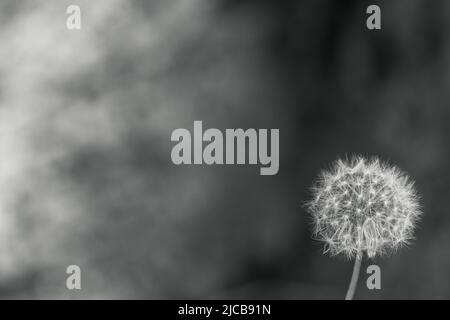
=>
[306,156,421,258]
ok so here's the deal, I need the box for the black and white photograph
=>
[0,0,449,306]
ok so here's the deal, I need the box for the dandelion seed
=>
[305,155,422,300]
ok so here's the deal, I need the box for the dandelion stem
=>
[345,252,363,300]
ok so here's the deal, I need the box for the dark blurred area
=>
[0,0,449,299]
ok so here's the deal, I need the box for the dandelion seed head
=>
[306,156,421,259]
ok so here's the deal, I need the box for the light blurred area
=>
[0,0,449,299]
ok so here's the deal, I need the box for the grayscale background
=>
[0,0,449,299]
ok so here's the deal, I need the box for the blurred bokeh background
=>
[0,0,449,299]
